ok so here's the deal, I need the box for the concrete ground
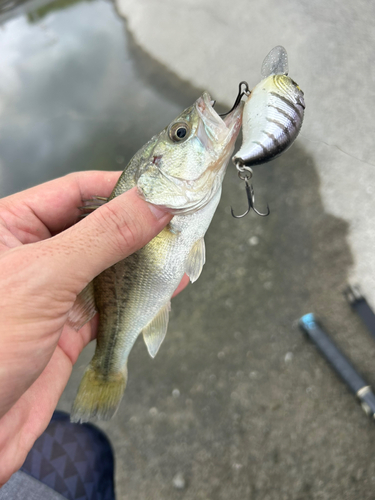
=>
[105,2,375,498]
[117,0,375,308]
[60,144,375,499]
[1,0,375,498]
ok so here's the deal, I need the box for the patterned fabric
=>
[21,411,115,500]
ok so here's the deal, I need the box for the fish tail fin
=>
[70,364,127,423]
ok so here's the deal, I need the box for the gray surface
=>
[0,471,65,499]
[1,1,375,499]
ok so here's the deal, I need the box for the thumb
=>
[39,187,172,290]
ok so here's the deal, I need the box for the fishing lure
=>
[233,45,305,167]
[230,46,305,218]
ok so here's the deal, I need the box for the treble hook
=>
[231,164,270,219]
[220,81,250,117]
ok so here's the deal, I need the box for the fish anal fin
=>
[142,302,171,358]
[186,237,206,283]
[67,282,97,331]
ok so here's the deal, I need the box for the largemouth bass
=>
[70,92,242,423]
[233,46,305,167]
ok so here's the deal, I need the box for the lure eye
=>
[290,78,303,93]
[168,122,190,143]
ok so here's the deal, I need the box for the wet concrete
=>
[59,143,375,500]
[2,1,375,499]
[0,0,184,197]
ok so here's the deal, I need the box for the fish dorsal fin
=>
[143,302,171,358]
[186,237,206,283]
[261,46,289,78]
[67,281,97,331]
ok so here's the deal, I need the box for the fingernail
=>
[148,203,169,220]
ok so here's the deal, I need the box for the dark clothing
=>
[1,411,115,500]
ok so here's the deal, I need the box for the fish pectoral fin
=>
[142,302,171,358]
[186,237,206,283]
[67,281,97,331]
[79,196,109,218]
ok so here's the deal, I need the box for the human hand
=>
[0,171,189,485]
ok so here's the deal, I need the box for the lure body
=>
[233,46,305,167]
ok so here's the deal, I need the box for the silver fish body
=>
[92,187,221,375]
[233,46,305,167]
[70,92,242,422]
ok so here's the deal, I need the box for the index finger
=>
[1,171,121,235]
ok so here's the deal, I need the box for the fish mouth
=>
[196,91,243,149]
[137,92,243,216]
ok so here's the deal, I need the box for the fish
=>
[233,45,305,167]
[69,91,243,423]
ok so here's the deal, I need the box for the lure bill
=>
[233,46,305,167]
[69,92,243,423]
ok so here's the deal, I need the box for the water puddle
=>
[0,0,185,197]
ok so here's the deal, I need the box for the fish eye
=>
[168,122,190,143]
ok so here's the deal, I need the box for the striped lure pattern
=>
[233,47,305,167]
